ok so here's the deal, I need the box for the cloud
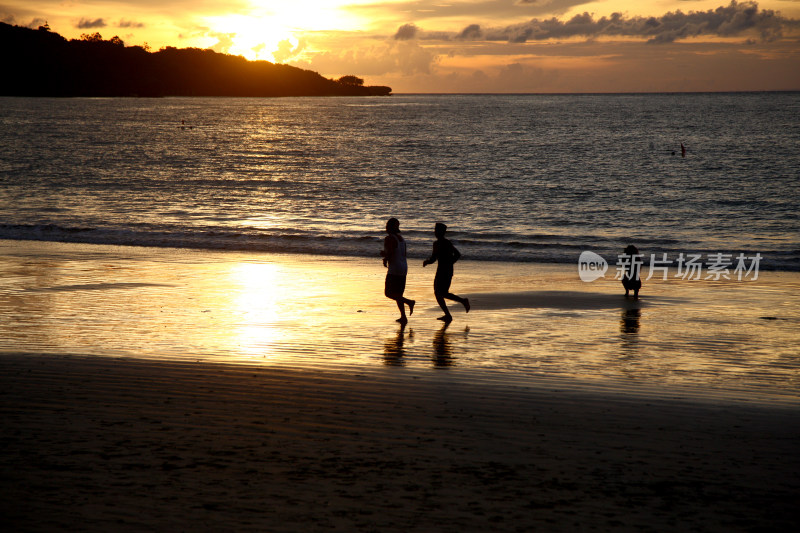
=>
[208,32,235,54]
[492,61,554,91]
[456,1,798,44]
[76,18,106,29]
[272,38,306,63]
[378,37,800,93]
[298,38,437,79]
[395,41,437,75]
[457,24,483,40]
[119,20,145,29]
[394,23,418,40]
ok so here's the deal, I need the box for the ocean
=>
[1,93,798,271]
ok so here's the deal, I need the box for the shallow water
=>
[2,240,797,403]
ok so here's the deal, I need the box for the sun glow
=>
[206,2,365,63]
[206,14,297,62]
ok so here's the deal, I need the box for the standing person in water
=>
[423,222,470,322]
[381,217,415,323]
[621,244,642,300]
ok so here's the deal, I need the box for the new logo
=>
[578,251,608,282]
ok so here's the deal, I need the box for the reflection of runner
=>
[383,323,409,366]
[423,223,470,322]
[432,321,453,367]
[381,218,415,323]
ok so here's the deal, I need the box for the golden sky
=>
[3,1,799,92]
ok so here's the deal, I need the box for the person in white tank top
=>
[380,217,415,323]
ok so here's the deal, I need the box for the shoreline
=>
[1,353,798,531]
[1,236,798,274]
[2,239,799,404]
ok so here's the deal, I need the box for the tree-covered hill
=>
[0,23,391,97]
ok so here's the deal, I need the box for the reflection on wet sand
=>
[384,324,411,366]
[620,307,641,351]
[621,308,641,335]
[432,323,471,368]
[432,322,453,367]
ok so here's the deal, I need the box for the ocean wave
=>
[1,223,796,271]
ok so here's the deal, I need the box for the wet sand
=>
[1,239,799,530]
[2,239,799,399]
[1,354,798,532]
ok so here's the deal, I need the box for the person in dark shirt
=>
[423,222,470,322]
[621,244,642,300]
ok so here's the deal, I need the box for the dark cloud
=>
[394,23,418,40]
[457,1,798,44]
[77,18,106,29]
[419,31,452,41]
[457,24,483,40]
[119,20,145,29]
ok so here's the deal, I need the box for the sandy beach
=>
[1,239,799,531]
[1,355,798,532]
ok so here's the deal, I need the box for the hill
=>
[0,23,391,97]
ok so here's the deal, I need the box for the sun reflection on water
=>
[226,261,287,362]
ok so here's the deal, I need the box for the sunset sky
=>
[3,1,799,92]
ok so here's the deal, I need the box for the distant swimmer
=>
[423,222,470,322]
[681,143,686,158]
[380,217,415,324]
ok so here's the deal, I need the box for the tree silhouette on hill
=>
[0,22,392,97]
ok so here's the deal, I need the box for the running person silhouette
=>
[423,222,470,322]
[381,217,415,323]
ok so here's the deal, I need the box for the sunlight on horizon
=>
[205,2,366,62]
[204,14,296,62]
